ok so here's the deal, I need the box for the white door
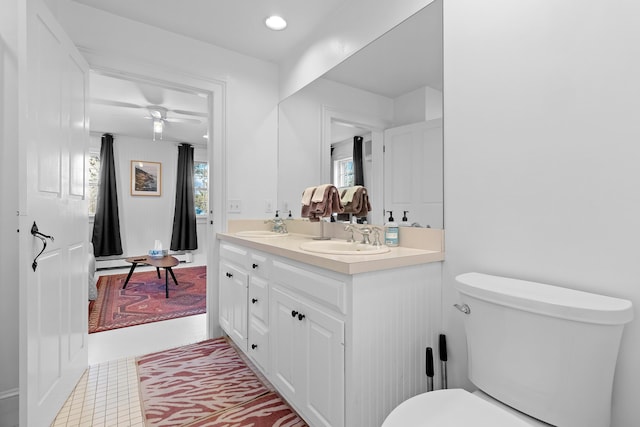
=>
[18,0,90,425]
[219,262,249,347]
[383,119,443,228]
[302,302,344,427]
[270,287,304,401]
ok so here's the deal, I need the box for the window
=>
[333,157,354,188]
[88,153,100,216]
[194,161,209,216]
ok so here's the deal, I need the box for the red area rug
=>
[137,337,307,427]
[89,265,206,333]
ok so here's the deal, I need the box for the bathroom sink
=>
[235,230,289,238]
[299,240,390,255]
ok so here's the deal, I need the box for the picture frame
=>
[131,160,162,196]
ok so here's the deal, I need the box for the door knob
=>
[297,313,306,321]
[291,310,298,317]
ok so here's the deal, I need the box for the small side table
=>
[123,255,180,298]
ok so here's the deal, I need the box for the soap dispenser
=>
[384,211,399,247]
[400,211,410,227]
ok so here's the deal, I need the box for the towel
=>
[342,186,371,217]
[301,184,344,221]
[301,186,316,206]
[340,186,363,205]
[311,184,331,203]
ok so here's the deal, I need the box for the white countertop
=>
[217,232,444,275]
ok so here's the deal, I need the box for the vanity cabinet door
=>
[219,261,249,349]
[270,286,345,427]
[270,287,305,400]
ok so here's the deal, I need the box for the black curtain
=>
[92,134,123,256]
[170,144,198,251]
[353,135,364,186]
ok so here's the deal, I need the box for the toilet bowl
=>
[382,389,550,427]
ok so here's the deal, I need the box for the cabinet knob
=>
[291,310,298,318]
[252,263,259,269]
[251,344,258,350]
[298,313,306,321]
[225,272,233,278]
[252,298,258,304]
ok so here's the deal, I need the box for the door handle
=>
[30,221,54,272]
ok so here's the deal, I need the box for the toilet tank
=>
[455,272,633,427]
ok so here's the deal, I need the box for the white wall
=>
[443,1,640,426]
[0,0,19,424]
[393,86,443,126]
[58,0,279,221]
[88,134,208,261]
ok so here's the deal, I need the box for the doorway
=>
[86,67,224,363]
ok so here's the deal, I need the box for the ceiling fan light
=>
[153,119,164,133]
[265,15,287,31]
[153,119,164,141]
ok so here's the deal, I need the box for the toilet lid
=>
[382,389,535,427]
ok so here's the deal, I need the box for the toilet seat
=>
[382,389,540,427]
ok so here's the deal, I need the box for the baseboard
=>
[96,252,193,271]
[0,388,19,427]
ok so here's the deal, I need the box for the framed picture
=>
[131,160,162,196]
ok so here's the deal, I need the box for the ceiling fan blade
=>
[171,109,208,118]
[165,117,202,124]
[92,99,143,109]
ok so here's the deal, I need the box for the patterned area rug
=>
[89,266,206,333]
[137,337,307,427]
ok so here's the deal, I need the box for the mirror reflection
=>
[277,0,443,228]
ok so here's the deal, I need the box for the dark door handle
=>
[251,344,258,350]
[298,313,306,321]
[252,263,259,269]
[291,310,298,317]
[226,272,233,278]
[30,221,54,272]
[252,298,258,304]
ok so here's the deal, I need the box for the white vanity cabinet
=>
[217,237,441,427]
[270,261,346,427]
[219,242,271,372]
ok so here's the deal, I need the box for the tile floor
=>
[51,358,143,427]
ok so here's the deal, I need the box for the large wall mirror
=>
[277,0,443,228]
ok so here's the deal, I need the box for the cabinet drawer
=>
[249,275,269,325]
[220,242,249,269]
[249,252,270,278]
[272,260,346,314]
[248,320,269,374]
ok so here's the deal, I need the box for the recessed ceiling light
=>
[265,15,287,31]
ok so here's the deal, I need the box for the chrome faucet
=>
[265,211,288,233]
[345,224,384,246]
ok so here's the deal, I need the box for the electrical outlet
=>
[265,199,273,213]
[228,199,241,213]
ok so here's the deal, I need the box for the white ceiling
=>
[76,0,442,145]
[71,0,347,63]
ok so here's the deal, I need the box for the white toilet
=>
[383,272,634,427]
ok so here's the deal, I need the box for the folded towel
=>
[301,186,316,206]
[311,184,331,203]
[340,186,363,205]
[301,184,344,221]
[342,186,371,217]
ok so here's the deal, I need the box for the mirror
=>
[277,0,443,228]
